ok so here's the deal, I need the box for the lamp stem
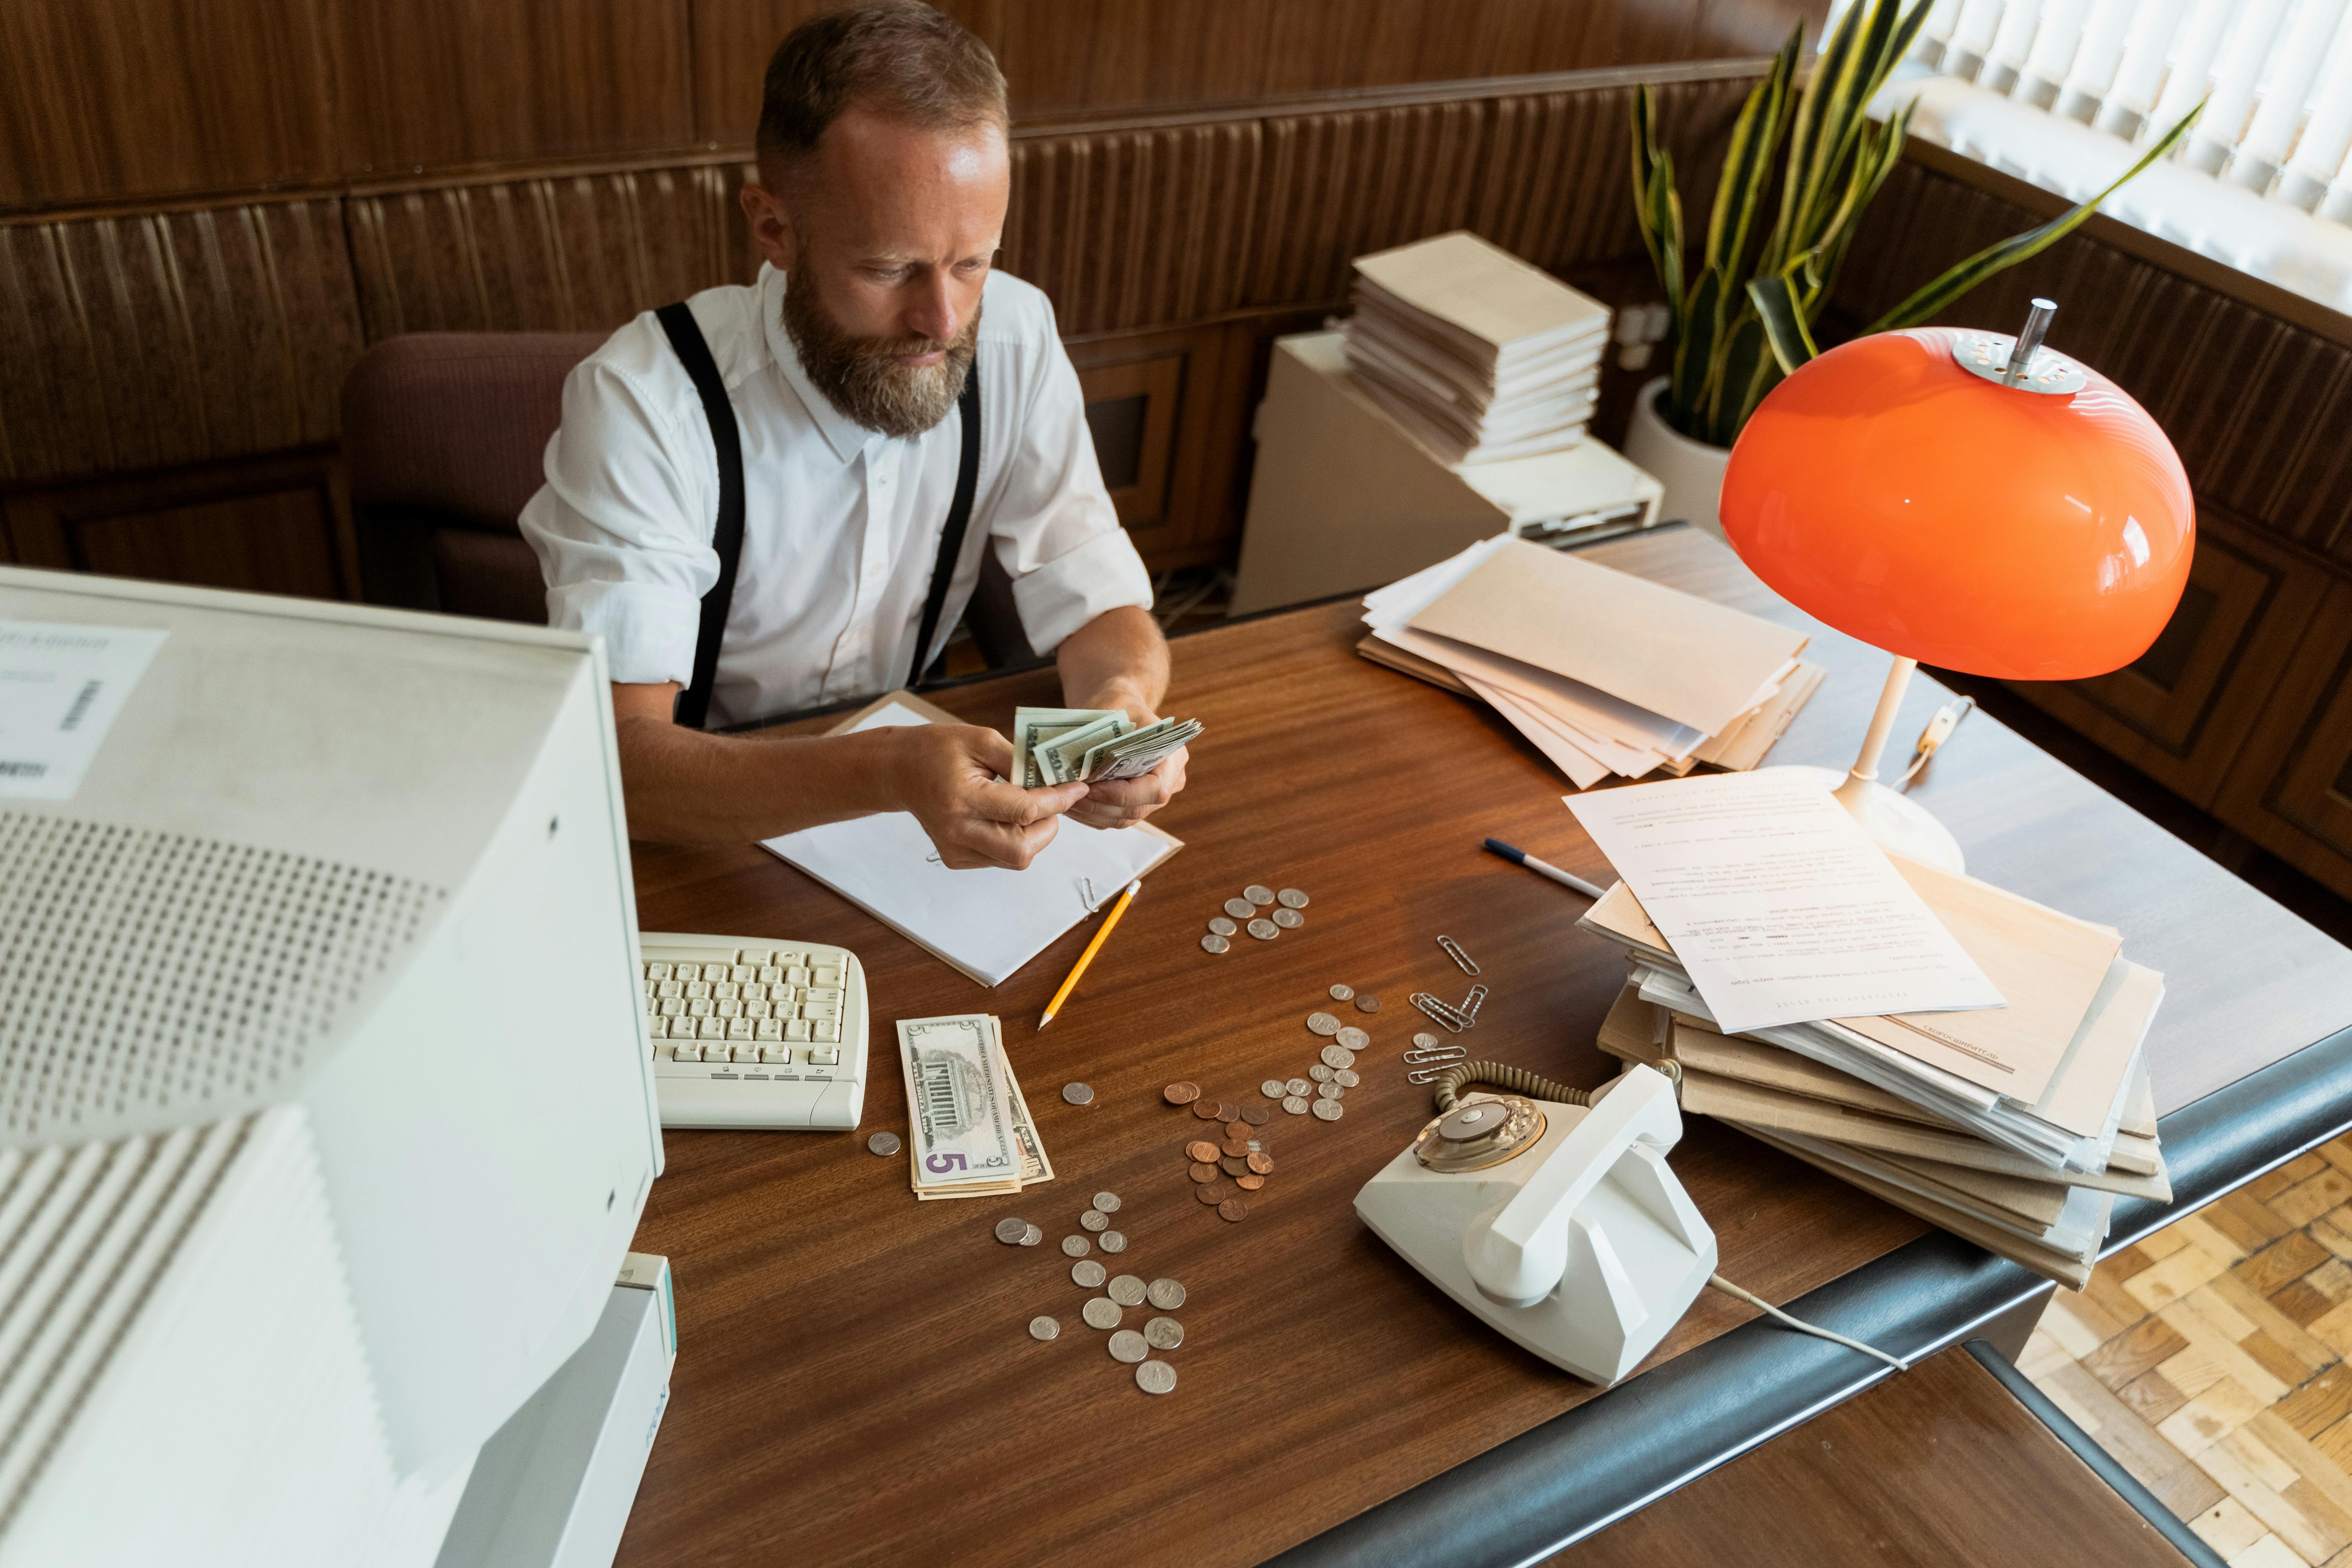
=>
[2002,296,2057,387]
[1835,656,1917,808]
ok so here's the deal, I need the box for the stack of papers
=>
[1358,535,1824,787]
[1570,774,2167,1289]
[1343,232,1613,466]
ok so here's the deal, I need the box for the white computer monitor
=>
[0,568,663,1567]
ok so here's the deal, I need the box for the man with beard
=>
[520,2,1186,867]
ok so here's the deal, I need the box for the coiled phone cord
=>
[1425,1064,1911,1374]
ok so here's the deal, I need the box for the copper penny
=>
[1190,1100,1222,1120]
[1235,1174,1266,1191]
[1188,1162,1220,1183]
[1185,1140,1220,1163]
[1195,1180,1233,1205]
[1219,1155,1249,1176]
[1215,1101,1240,1122]
[1240,1104,1271,1126]
[1246,1151,1274,1175]
[1218,1197,1249,1222]
[1163,1081,1201,1105]
[1224,1120,1250,1140]
[1220,1139,1251,1158]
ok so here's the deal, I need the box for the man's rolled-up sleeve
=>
[518,354,717,687]
[988,333,1154,654]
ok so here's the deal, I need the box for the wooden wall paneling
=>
[2001,509,2331,809]
[689,0,1006,148]
[0,0,339,212]
[332,0,695,178]
[0,200,363,488]
[2215,576,2352,902]
[1246,100,1490,309]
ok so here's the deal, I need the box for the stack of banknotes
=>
[1011,706,1203,789]
[895,1013,1055,1200]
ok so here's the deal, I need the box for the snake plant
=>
[1631,0,2199,448]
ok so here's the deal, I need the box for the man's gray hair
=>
[756,2,1009,170]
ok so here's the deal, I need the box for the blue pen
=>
[1482,837,1607,900]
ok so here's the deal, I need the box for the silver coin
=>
[1082,1297,1123,1330]
[1318,1081,1345,1100]
[1329,983,1355,1001]
[1277,888,1309,909]
[1355,994,1381,1014]
[1072,1259,1107,1288]
[1334,1069,1360,1087]
[1062,1082,1094,1106]
[1306,1012,1342,1037]
[1099,1230,1127,1252]
[1223,897,1256,919]
[1136,1360,1178,1394]
[1244,884,1276,905]
[1062,1234,1091,1257]
[1261,1078,1288,1098]
[1029,1315,1061,1342]
[1271,908,1304,929]
[1208,916,1238,936]
[1247,918,1279,940]
[1413,1032,1440,1049]
[1080,1208,1109,1232]
[1144,1315,1185,1350]
[867,1130,902,1157]
[1312,1098,1344,1121]
[995,1217,1029,1244]
[1108,1328,1149,1363]
[1093,1191,1121,1213]
[1201,934,1230,954]
[1309,1064,1333,1083]
[1320,1044,1356,1070]
[1283,1094,1309,1114]
[1286,1077,1312,1096]
[1146,1277,1186,1309]
[1108,1274,1148,1307]
[1020,1223,1044,1246]
[1335,1026,1370,1051]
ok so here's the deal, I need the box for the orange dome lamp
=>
[1719,299,2194,871]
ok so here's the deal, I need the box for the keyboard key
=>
[687,999,712,1018]
[671,964,700,982]
[813,967,843,987]
[660,998,684,1018]
[714,982,739,1001]
[730,964,757,983]
[646,946,739,967]
[727,1018,752,1041]
[758,965,784,985]
[739,949,774,966]
[645,962,672,982]
[805,986,842,1004]
[786,1019,810,1043]
[755,1018,783,1041]
[656,980,681,999]
[698,1018,725,1041]
[808,1047,841,1066]
[800,1002,839,1022]
[717,1000,741,1019]
[670,1042,700,1063]
[758,1044,790,1064]
[745,1000,770,1019]
[685,980,711,1000]
[648,1016,668,1039]
[743,983,767,1002]
[815,1020,840,1043]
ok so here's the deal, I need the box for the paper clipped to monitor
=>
[762,693,1183,986]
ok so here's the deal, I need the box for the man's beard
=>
[783,273,979,440]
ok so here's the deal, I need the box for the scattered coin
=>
[1329,983,1355,1001]
[1218,1197,1249,1221]
[867,1131,902,1157]
[1220,1140,1250,1160]
[1144,1315,1185,1350]
[1277,889,1309,909]
[1309,1064,1334,1083]
[1241,1104,1272,1125]
[1063,1235,1092,1256]
[1108,1275,1148,1307]
[1285,1077,1313,1097]
[1244,884,1276,905]
[1312,1099,1344,1121]
[1223,897,1256,919]
[1021,1224,1044,1246]
[1259,1078,1287,1098]
[1185,1138,1220,1162]
[1164,1081,1201,1105]
[1236,1173,1265,1190]
[1334,1069,1360,1087]
[1414,1032,1440,1049]
[1272,907,1304,929]
[1072,1259,1107,1288]
[1062,1082,1095,1106]
[1108,1329,1149,1364]
[1318,1082,1345,1100]
[1216,1101,1239,1121]
[1306,1012,1342,1037]
[1081,1209,1110,1232]
[995,1217,1029,1244]
[1146,1277,1186,1309]
[1199,933,1229,954]
[1100,1230,1127,1252]
[1247,918,1279,940]
[1082,1297,1123,1330]
[1320,1044,1356,1070]
[1283,1095,1309,1114]
[1093,1191,1122,1214]
[1208,916,1238,936]
[1137,1360,1178,1395]
[1355,995,1382,1014]
[1191,1100,1223,1121]
[1246,1151,1274,1175]
[1196,1180,1234,1204]
[1220,1155,1248,1176]
[1223,1120,1249,1140]
[1188,1161,1219,1183]
[1335,1026,1370,1051]
[1029,1315,1061,1341]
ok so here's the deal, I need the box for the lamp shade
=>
[1718,327,2193,680]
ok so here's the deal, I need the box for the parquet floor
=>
[2022,1137,2352,1567]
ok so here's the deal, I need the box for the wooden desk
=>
[614,529,2352,1567]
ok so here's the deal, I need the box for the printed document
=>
[0,620,168,801]
[1564,772,2003,1034]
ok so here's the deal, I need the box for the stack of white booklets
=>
[1580,859,2168,1290]
[1357,534,1825,787]
[1343,231,1612,466]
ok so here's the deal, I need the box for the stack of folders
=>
[1342,231,1613,466]
[1357,534,1827,787]
[1580,865,2169,1289]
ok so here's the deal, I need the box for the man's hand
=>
[884,722,1089,870]
[1053,605,1189,831]
[1066,733,1187,829]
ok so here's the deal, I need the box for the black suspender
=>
[653,299,983,729]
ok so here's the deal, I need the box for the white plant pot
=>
[1622,376,1732,543]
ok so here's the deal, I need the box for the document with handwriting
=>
[1564,772,2003,1035]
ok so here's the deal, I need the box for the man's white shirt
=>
[520,263,1153,726]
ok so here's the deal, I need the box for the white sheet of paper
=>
[761,701,1173,986]
[1563,772,2004,1034]
[1463,674,1614,787]
[0,620,169,801]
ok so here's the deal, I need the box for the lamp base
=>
[1759,765,1967,874]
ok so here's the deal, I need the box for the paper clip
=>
[1407,1063,1468,1084]
[1460,983,1489,1021]
[1411,993,1470,1032]
[1403,1043,1468,1066]
[1437,936,1480,975]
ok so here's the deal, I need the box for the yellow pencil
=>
[1038,878,1142,1030]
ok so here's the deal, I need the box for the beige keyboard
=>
[638,932,868,1130]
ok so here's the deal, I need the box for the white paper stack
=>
[1356,535,1824,787]
[1343,232,1613,466]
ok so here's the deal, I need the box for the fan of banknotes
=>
[1011,707,1203,789]
[896,1013,1055,1200]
